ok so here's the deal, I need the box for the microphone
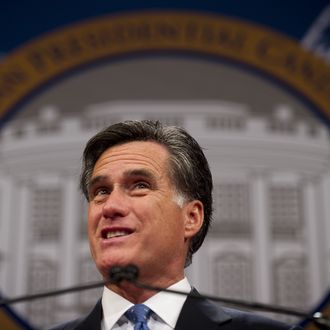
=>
[109,264,330,329]
[109,264,139,283]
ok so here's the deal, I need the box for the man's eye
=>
[133,182,150,189]
[94,188,109,196]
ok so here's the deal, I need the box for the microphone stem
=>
[0,280,107,307]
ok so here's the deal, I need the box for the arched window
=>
[27,258,57,328]
[274,257,308,309]
[213,253,253,301]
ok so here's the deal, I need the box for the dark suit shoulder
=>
[221,307,303,330]
[48,317,83,330]
[48,299,102,330]
[177,290,302,330]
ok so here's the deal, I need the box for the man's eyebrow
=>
[122,168,156,181]
[87,169,156,191]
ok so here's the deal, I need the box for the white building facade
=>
[0,101,329,329]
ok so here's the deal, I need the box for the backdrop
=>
[0,1,329,329]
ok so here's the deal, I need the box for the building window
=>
[274,257,308,309]
[31,186,62,241]
[214,253,253,300]
[82,114,122,131]
[269,185,302,238]
[212,183,251,236]
[206,115,245,130]
[27,258,57,328]
[78,256,102,313]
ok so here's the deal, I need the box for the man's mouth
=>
[101,228,133,239]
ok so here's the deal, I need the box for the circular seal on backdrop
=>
[0,11,329,125]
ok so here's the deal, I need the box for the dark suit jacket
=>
[49,292,303,330]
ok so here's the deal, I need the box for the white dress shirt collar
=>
[101,277,191,330]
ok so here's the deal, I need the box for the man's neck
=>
[106,274,185,304]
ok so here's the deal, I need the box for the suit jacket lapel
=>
[175,289,232,330]
[75,299,103,330]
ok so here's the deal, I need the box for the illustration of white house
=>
[0,101,329,329]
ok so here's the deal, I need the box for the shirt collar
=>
[102,277,191,329]
[145,277,191,328]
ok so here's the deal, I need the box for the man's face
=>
[87,141,203,285]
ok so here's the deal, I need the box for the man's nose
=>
[102,187,129,219]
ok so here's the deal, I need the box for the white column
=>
[58,175,80,319]
[0,177,14,294]
[251,174,272,303]
[320,172,330,290]
[10,181,30,315]
[303,178,323,306]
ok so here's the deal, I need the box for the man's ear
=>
[184,200,204,239]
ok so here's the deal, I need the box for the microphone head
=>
[109,264,139,284]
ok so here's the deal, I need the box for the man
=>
[51,120,302,330]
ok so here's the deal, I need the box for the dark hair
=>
[80,120,213,266]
